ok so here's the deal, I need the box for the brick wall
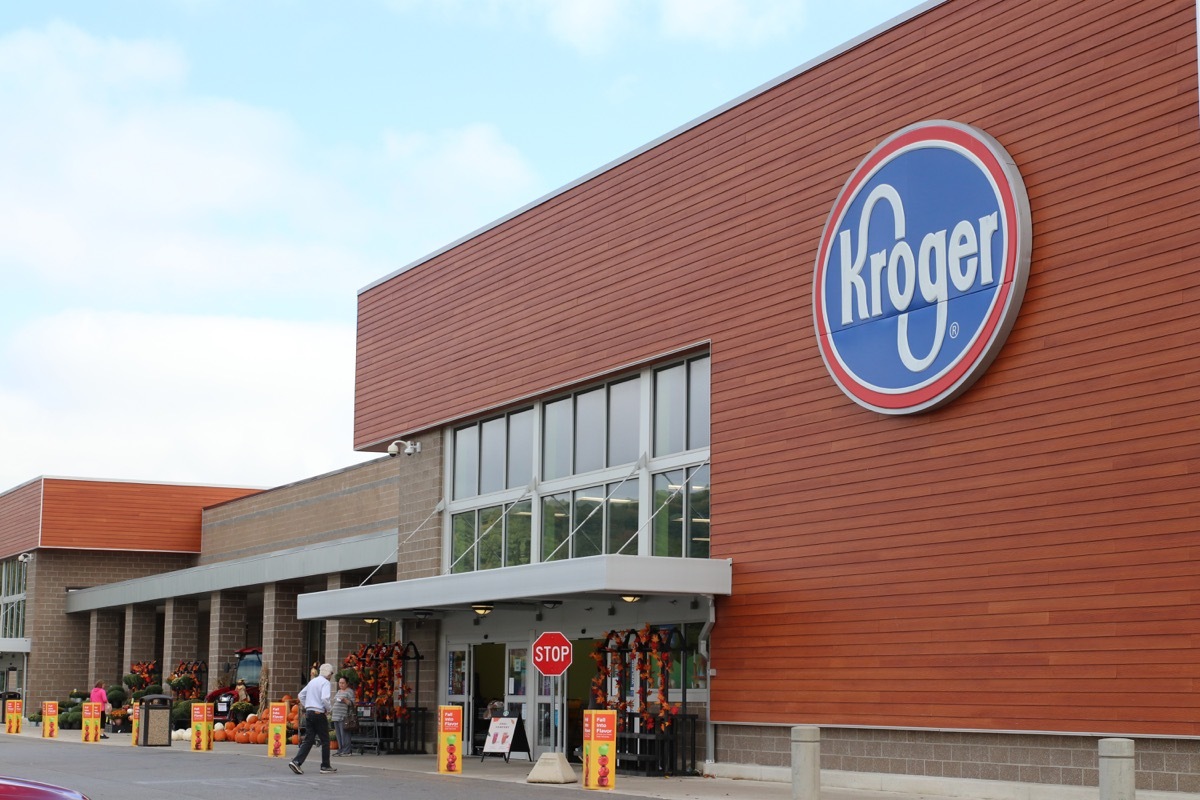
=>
[207,590,246,693]
[396,434,443,581]
[714,726,1200,792]
[87,610,121,690]
[263,583,305,701]
[200,455,408,565]
[162,597,200,678]
[26,549,192,706]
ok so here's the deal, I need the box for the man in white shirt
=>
[288,662,336,775]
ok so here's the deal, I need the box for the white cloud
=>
[382,123,542,257]
[0,23,385,306]
[0,310,372,489]
[658,0,808,48]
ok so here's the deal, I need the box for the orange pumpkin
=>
[246,713,257,725]
[235,731,250,744]
[213,729,227,742]
[290,734,299,745]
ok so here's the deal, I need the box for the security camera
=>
[17,553,31,563]
[387,439,421,457]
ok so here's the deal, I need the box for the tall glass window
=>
[453,425,479,500]
[507,410,534,489]
[574,388,606,474]
[446,354,710,570]
[479,417,506,495]
[542,398,573,480]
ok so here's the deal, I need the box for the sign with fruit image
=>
[81,702,101,743]
[190,703,213,751]
[42,702,58,738]
[5,700,21,734]
[267,702,288,758]
[582,709,617,790]
[437,704,463,774]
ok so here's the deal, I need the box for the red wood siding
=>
[356,0,1200,735]
[0,479,43,559]
[39,479,261,553]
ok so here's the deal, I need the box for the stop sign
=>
[532,631,573,676]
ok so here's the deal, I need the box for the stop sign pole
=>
[532,632,572,754]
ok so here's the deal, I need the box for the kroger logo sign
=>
[813,120,1031,415]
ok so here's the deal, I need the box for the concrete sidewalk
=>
[8,725,956,800]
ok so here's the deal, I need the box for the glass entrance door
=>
[446,645,471,750]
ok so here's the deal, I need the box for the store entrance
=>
[446,635,598,761]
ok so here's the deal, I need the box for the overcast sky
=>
[0,0,923,492]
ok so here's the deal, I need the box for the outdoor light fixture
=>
[621,595,642,603]
[541,600,562,609]
[472,604,493,617]
[607,604,616,616]
[386,439,422,457]
[363,617,379,624]
[413,609,433,620]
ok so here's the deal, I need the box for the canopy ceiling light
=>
[472,604,494,617]
[413,609,434,620]
[621,595,642,603]
[363,617,379,624]
[541,600,562,609]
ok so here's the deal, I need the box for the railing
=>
[615,712,699,776]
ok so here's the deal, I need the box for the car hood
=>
[0,776,91,799]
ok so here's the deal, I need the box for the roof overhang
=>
[297,555,732,620]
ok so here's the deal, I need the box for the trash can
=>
[138,694,173,747]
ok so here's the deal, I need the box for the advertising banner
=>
[190,703,213,751]
[582,709,617,790]
[437,704,463,774]
[42,701,57,738]
[82,701,102,743]
[267,702,288,758]
[130,704,139,746]
[5,699,21,734]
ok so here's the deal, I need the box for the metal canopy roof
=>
[297,554,733,620]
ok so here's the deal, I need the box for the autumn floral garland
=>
[590,625,678,731]
[341,643,414,722]
[166,660,206,700]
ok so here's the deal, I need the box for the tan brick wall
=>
[396,434,442,581]
[162,597,200,677]
[87,610,121,690]
[263,583,305,701]
[714,726,1200,792]
[200,454,413,565]
[26,549,192,706]
[326,573,372,668]
[207,590,246,693]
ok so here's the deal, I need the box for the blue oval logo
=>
[813,121,1031,414]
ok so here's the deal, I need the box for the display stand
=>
[480,715,531,762]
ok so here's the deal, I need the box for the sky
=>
[0,0,924,492]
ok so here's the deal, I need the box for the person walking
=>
[89,681,110,740]
[288,663,336,775]
[331,676,356,757]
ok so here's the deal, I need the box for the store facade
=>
[301,0,1200,792]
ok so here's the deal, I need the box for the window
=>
[1,557,28,639]
[446,355,710,571]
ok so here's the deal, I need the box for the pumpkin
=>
[213,729,226,742]
[235,731,250,744]
[245,713,257,724]
[290,734,299,745]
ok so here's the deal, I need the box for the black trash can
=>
[138,694,173,747]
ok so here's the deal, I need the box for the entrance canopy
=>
[296,555,732,620]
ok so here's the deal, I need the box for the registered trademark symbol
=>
[949,321,960,339]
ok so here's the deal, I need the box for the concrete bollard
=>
[1098,738,1135,800]
[790,725,820,800]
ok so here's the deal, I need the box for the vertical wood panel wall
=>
[0,480,43,558]
[355,0,1200,735]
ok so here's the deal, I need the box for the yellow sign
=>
[267,702,288,758]
[130,705,139,746]
[5,700,22,734]
[82,702,102,743]
[42,702,58,738]
[190,703,213,751]
[582,709,617,790]
[437,705,463,774]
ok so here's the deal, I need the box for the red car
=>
[0,776,90,799]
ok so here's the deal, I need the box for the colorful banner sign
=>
[42,702,58,738]
[582,709,617,790]
[190,703,213,751]
[5,699,22,734]
[82,702,102,743]
[437,704,463,774]
[267,702,288,758]
[130,704,139,746]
